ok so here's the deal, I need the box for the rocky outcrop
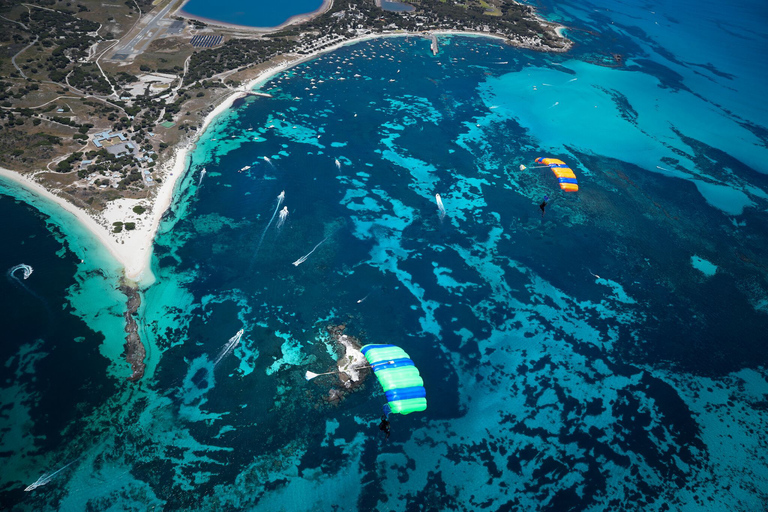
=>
[119,280,146,382]
[323,324,370,405]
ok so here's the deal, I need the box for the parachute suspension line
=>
[305,364,371,381]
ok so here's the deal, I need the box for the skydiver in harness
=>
[378,416,391,439]
[378,404,391,439]
[539,195,549,217]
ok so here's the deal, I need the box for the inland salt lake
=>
[2,0,768,509]
[179,0,325,29]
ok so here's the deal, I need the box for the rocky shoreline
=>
[322,324,370,405]
[120,281,146,382]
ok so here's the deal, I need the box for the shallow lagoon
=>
[180,0,324,29]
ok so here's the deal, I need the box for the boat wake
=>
[435,194,446,220]
[213,328,244,368]
[293,236,329,267]
[7,263,42,301]
[276,206,289,231]
[25,460,76,492]
[8,263,33,280]
[255,191,285,254]
[7,263,53,326]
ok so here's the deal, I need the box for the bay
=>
[3,0,768,509]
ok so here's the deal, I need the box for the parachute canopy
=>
[361,344,426,415]
[535,157,579,192]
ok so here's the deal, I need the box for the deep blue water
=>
[0,192,121,508]
[180,0,324,29]
[3,0,768,509]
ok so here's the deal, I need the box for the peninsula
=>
[0,0,570,379]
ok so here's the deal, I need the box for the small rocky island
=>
[317,324,371,405]
[120,280,146,381]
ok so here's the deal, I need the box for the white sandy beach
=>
[0,28,569,286]
[0,56,322,285]
[0,166,140,270]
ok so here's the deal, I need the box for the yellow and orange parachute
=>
[535,157,579,192]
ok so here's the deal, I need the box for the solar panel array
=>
[190,35,223,48]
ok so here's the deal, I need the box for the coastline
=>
[0,63,294,287]
[0,29,570,288]
[0,59,308,285]
[0,163,176,285]
[0,166,136,272]
[175,0,334,33]
[0,63,273,285]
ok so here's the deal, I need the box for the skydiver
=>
[378,415,391,440]
[539,195,549,217]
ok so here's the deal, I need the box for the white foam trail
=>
[25,460,75,492]
[335,158,341,170]
[9,264,33,280]
[356,293,370,304]
[293,236,329,266]
[568,78,578,82]
[8,264,37,298]
[263,156,275,170]
[276,206,288,231]
[7,264,52,319]
[435,194,446,220]
[255,191,285,254]
[213,329,244,368]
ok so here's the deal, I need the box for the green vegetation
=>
[132,205,146,214]
[56,151,83,172]
[0,124,64,167]
[69,64,112,94]
[0,0,567,209]
[186,38,294,83]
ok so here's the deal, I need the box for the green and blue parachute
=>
[361,344,427,415]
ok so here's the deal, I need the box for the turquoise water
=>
[180,0,324,28]
[3,0,768,509]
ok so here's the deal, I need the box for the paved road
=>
[116,0,178,56]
